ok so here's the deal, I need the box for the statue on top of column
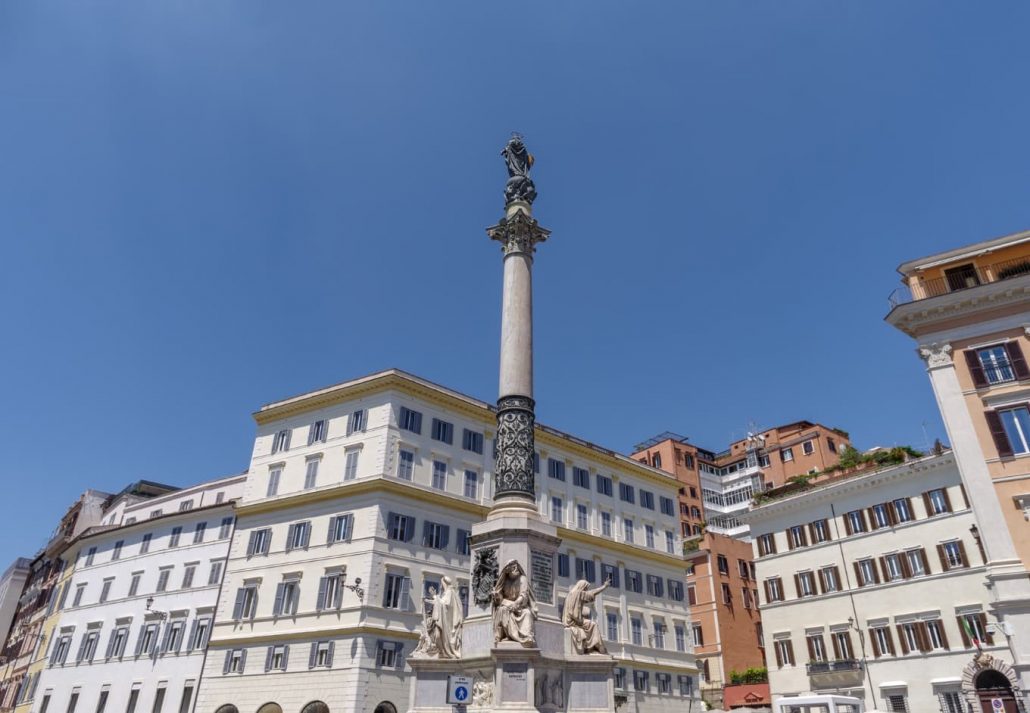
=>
[502,133,537,206]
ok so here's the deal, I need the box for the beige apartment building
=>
[886,228,1030,705]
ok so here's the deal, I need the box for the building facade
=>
[0,562,32,663]
[194,369,699,713]
[886,229,1030,702]
[31,475,244,713]
[746,452,1016,712]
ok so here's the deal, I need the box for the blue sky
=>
[3,2,1030,566]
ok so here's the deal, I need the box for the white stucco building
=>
[744,451,1015,713]
[193,369,699,713]
[33,474,245,713]
[0,560,32,660]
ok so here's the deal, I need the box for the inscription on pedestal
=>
[530,550,554,604]
[501,663,529,702]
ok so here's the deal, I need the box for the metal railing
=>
[806,659,863,675]
[889,256,1030,308]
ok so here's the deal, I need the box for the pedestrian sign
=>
[447,676,472,705]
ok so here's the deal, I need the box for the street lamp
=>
[341,575,364,602]
[847,617,876,707]
[145,597,169,620]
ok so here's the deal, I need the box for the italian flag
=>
[962,617,983,649]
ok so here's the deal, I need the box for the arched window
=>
[257,703,283,713]
[215,706,238,713]
[301,702,328,713]
[373,703,397,713]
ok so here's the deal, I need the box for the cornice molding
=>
[886,276,1030,338]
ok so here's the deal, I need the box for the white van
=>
[772,694,865,713]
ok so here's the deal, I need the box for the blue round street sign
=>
[454,687,468,702]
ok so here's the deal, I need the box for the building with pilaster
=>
[30,475,243,713]
[192,369,699,713]
[886,229,1030,707]
[745,451,1011,713]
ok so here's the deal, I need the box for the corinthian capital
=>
[919,342,953,368]
[486,209,550,257]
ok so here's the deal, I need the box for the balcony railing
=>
[806,659,863,675]
[889,256,1030,308]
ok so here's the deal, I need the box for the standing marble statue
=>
[413,576,464,658]
[492,559,538,646]
[501,133,537,205]
[562,577,611,654]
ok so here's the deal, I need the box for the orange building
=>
[632,422,850,707]
[886,229,1030,699]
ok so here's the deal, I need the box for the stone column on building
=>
[920,342,1030,699]
[406,136,614,713]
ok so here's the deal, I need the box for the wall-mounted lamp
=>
[341,575,364,602]
[145,597,169,620]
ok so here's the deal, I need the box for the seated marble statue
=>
[562,577,611,654]
[491,559,538,646]
[413,576,464,658]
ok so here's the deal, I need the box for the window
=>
[721,583,732,605]
[796,571,816,597]
[232,586,258,620]
[614,668,626,690]
[304,459,320,489]
[456,528,471,555]
[398,450,415,480]
[557,554,569,578]
[758,453,770,467]
[431,461,447,490]
[224,649,246,674]
[575,504,588,530]
[832,630,854,659]
[347,409,367,435]
[462,429,484,454]
[317,574,343,611]
[870,503,892,529]
[422,521,450,550]
[128,572,141,597]
[856,558,879,586]
[110,541,124,561]
[939,691,964,713]
[99,578,113,603]
[940,540,967,570]
[179,500,194,513]
[136,623,159,657]
[399,407,422,434]
[596,475,613,497]
[430,418,453,444]
[606,613,619,642]
[272,429,291,454]
[84,547,96,566]
[572,467,590,488]
[827,437,837,453]
[156,568,172,592]
[644,525,655,548]
[66,692,79,713]
[181,565,196,589]
[659,496,675,516]
[266,468,281,497]
[386,513,414,542]
[77,630,100,663]
[675,625,686,652]
[678,675,694,697]
[601,512,612,537]
[328,514,353,544]
[898,623,921,654]
[665,531,675,553]
[311,640,335,667]
[646,575,664,597]
[992,405,1030,456]
[883,553,905,581]
[806,633,827,662]
[162,619,186,654]
[893,498,913,523]
[631,618,643,645]
[623,518,634,544]
[926,488,951,515]
[625,570,643,593]
[788,525,808,549]
[742,588,752,608]
[884,694,907,712]
[168,527,182,548]
[717,555,729,574]
[633,670,649,692]
[375,641,403,667]
[802,440,814,456]
[219,517,233,539]
[383,573,410,610]
[757,533,777,556]
[215,492,225,504]
[640,491,655,510]
[574,558,596,583]
[177,685,193,713]
[304,419,326,446]
[265,644,289,671]
[272,580,299,616]
[818,566,840,593]
[550,497,564,524]
[959,612,993,648]
[106,626,129,659]
[463,470,478,499]
[150,510,163,519]
[619,482,635,503]
[774,638,795,667]
[870,626,894,657]
[905,548,928,577]
[50,634,72,664]
[926,619,948,650]
[547,458,566,481]
[344,449,360,480]
[190,618,210,650]
[780,448,794,462]
[656,673,671,695]
[247,528,272,556]
[125,690,139,713]
[602,563,620,589]
[193,522,206,544]
[975,345,1018,384]
[691,623,704,647]
[764,578,783,603]
[845,509,867,534]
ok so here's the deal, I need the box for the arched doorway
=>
[975,669,1018,713]
[373,703,396,713]
[215,706,239,713]
[300,702,328,713]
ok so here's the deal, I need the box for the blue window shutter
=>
[342,515,352,540]
[282,645,290,670]
[76,634,88,663]
[308,642,317,669]
[285,525,296,552]
[440,526,450,550]
[264,647,273,672]
[239,649,247,672]
[273,583,285,616]
[386,513,398,538]
[104,630,116,659]
[301,523,310,548]
[246,532,257,556]
[326,641,335,667]
[404,517,415,542]
[186,620,198,651]
[232,588,246,620]
[316,577,328,610]
[222,651,231,675]
[422,522,432,547]
[326,517,337,545]
[400,577,412,611]
[134,627,145,656]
